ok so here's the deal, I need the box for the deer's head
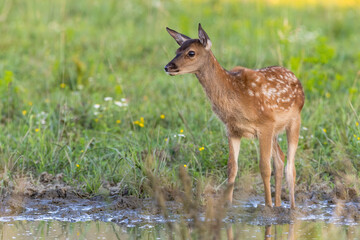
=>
[164,24,212,76]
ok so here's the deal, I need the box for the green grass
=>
[1,0,360,197]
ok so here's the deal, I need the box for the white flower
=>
[121,98,127,102]
[94,111,99,116]
[114,101,128,107]
[302,127,308,131]
[104,97,113,101]
[94,104,100,109]
[178,134,186,138]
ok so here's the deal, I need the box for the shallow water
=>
[0,197,359,239]
[1,220,360,240]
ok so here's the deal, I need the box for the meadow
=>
[1,0,360,199]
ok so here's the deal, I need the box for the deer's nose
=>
[164,62,176,72]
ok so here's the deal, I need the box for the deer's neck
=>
[195,52,233,102]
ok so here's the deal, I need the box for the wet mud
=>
[1,172,360,227]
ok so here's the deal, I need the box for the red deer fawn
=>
[164,24,304,209]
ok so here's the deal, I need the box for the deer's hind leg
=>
[286,117,301,209]
[272,138,285,207]
[258,127,274,208]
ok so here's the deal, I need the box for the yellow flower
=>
[22,110,27,116]
[354,134,357,138]
[28,101,33,106]
[76,164,80,168]
[199,147,205,151]
[322,128,327,133]
[165,138,168,142]
[94,118,99,123]
[140,117,144,123]
[325,92,331,98]
[180,129,184,133]
[116,120,121,124]
[80,150,84,153]
[356,122,359,127]
[35,128,40,132]
[358,137,360,141]
[133,120,140,125]
[184,164,187,168]
[139,123,144,127]
[60,83,66,88]
[160,114,165,119]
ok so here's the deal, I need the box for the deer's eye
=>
[188,51,195,57]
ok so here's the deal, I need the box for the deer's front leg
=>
[259,129,274,208]
[226,136,241,203]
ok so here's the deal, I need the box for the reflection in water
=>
[0,220,359,239]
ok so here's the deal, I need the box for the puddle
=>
[1,219,359,239]
[0,197,359,239]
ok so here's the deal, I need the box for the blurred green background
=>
[0,0,359,196]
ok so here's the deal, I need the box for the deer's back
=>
[222,66,304,138]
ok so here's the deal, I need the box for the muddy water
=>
[1,220,359,239]
[0,197,359,239]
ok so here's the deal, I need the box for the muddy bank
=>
[1,172,360,226]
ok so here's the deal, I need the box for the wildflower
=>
[178,134,185,137]
[45,98,50,103]
[28,101,33,106]
[180,129,184,133]
[60,83,66,88]
[115,99,128,107]
[104,97,113,101]
[358,137,360,141]
[354,134,357,138]
[140,117,144,123]
[165,138,168,142]
[80,150,84,153]
[139,123,144,127]
[35,128,40,132]
[94,104,100,109]
[116,120,121,124]
[133,120,140,125]
[325,92,331,98]
[302,127,308,131]
[114,101,126,107]
[76,164,80,168]
[322,128,327,133]
[94,118,99,123]
[184,164,187,168]
[199,147,205,151]
[22,110,27,116]
[356,122,359,127]
[160,114,165,119]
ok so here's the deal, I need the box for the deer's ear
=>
[198,23,212,50]
[166,27,191,46]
